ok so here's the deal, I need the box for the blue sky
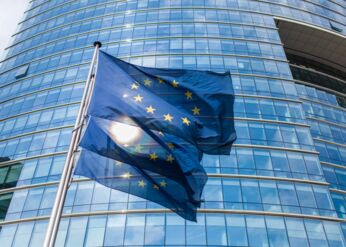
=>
[0,0,29,57]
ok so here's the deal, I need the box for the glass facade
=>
[0,0,345,246]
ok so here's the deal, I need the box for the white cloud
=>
[0,0,30,58]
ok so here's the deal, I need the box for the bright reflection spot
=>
[122,172,131,178]
[123,93,128,98]
[110,121,141,145]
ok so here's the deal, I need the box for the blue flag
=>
[75,51,236,221]
[77,116,207,203]
[88,51,236,154]
[75,116,207,221]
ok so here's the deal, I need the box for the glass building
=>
[0,0,345,246]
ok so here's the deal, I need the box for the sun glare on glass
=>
[109,121,141,144]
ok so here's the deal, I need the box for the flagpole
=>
[43,41,102,247]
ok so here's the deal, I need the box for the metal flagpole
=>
[43,41,102,247]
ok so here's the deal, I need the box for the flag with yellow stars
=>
[75,116,207,221]
[75,50,237,221]
[87,51,236,155]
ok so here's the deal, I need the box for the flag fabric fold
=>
[75,149,199,221]
[74,50,237,221]
[76,116,207,206]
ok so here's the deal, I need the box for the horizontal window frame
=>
[0,208,343,227]
[0,102,80,123]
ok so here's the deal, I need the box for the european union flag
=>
[75,51,236,221]
[75,116,207,221]
[88,51,236,154]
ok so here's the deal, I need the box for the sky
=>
[0,0,29,57]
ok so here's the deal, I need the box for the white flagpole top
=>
[94,41,102,47]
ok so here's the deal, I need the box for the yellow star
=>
[138,180,146,188]
[122,172,131,178]
[171,80,179,88]
[166,154,174,163]
[153,184,160,190]
[149,152,158,161]
[164,114,173,122]
[134,94,143,102]
[185,91,192,100]
[134,144,142,152]
[167,143,174,149]
[158,131,164,136]
[181,117,190,126]
[146,105,156,114]
[144,79,152,86]
[192,106,200,115]
[131,83,139,90]
[160,180,167,187]
[158,78,164,84]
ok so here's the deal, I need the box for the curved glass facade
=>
[0,0,345,246]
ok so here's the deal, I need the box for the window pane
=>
[206,214,227,246]
[226,215,248,246]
